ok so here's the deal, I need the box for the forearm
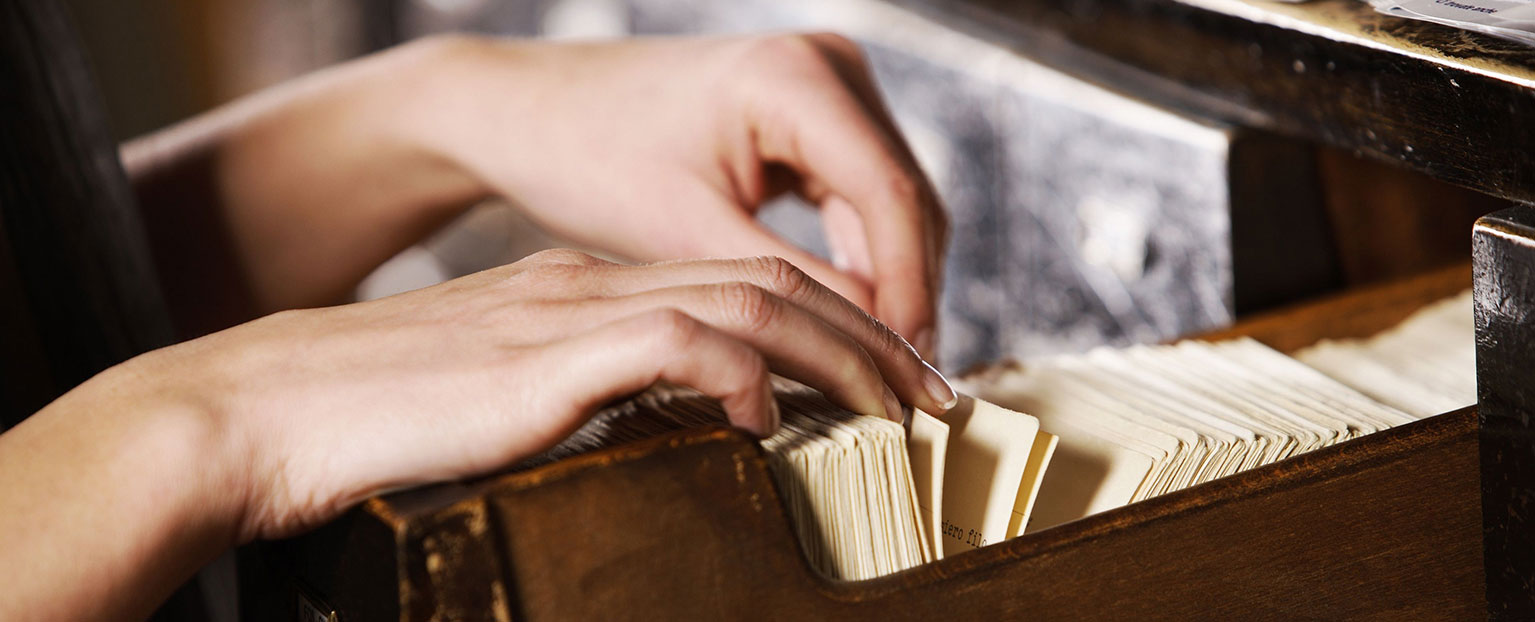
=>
[123,36,491,336]
[0,356,246,621]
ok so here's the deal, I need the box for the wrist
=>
[87,351,254,549]
[391,34,548,206]
[354,35,500,213]
[210,35,501,311]
[0,349,253,618]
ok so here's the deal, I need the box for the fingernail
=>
[913,327,935,360]
[922,360,958,413]
[882,387,903,423]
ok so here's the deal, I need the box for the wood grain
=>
[1315,147,1504,287]
[1472,208,1535,619]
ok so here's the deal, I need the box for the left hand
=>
[420,34,949,354]
[133,33,947,354]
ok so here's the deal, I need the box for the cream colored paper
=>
[1008,431,1058,538]
[1022,415,1154,532]
[908,409,950,560]
[923,396,1040,556]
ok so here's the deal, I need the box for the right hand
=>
[132,250,956,542]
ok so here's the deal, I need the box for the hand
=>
[127,34,947,355]
[424,34,949,354]
[0,252,958,619]
[138,251,956,541]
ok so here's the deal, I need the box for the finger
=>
[821,195,875,285]
[538,309,779,437]
[528,256,958,414]
[799,35,951,281]
[662,184,876,311]
[697,210,876,310]
[802,33,908,155]
[535,282,902,422]
[744,51,947,346]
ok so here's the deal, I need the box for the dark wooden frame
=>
[1473,208,1535,620]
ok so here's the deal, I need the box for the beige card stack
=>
[539,383,1053,579]
[962,337,1418,533]
[912,399,1055,557]
[1294,290,1477,418]
[532,294,1474,570]
[559,385,929,580]
[763,390,929,580]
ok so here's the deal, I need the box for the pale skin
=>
[0,33,952,620]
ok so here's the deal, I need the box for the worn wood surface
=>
[1315,147,1506,287]
[306,409,1480,621]
[892,0,1535,205]
[1472,207,1535,619]
[258,266,1488,620]
[1226,131,1340,314]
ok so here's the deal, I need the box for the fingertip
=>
[725,374,778,438]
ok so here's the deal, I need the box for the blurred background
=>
[62,0,1491,375]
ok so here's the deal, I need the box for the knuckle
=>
[745,33,830,73]
[809,31,855,49]
[744,256,812,299]
[882,174,921,205]
[714,282,779,333]
[645,308,703,349]
[520,262,593,294]
[525,248,604,267]
[807,32,864,62]
[846,346,882,382]
[730,349,770,384]
[825,349,882,404]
